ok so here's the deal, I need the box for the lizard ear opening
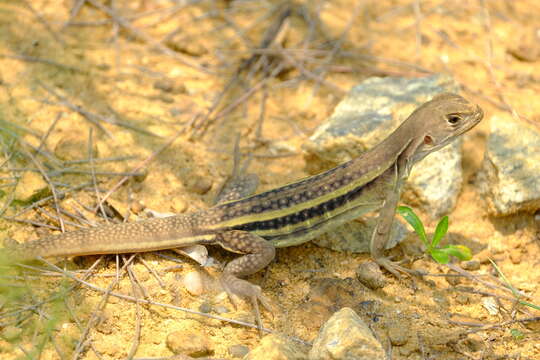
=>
[424,135,434,145]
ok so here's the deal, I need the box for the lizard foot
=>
[375,256,424,278]
[215,230,275,333]
[221,273,272,333]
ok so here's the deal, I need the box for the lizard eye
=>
[446,114,462,125]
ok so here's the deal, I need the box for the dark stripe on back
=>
[232,176,372,234]
[214,160,361,223]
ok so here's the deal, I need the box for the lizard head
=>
[411,92,483,162]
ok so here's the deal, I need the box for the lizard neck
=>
[349,115,420,176]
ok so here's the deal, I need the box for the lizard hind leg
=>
[215,230,276,331]
[214,135,259,205]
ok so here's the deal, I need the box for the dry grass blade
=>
[71,254,136,359]
[125,256,142,360]
[38,81,114,139]
[191,4,293,137]
[85,0,212,74]
[21,148,66,232]
[39,257,274,333]
[94,125,187,212]
[88,128,109,223]
[0,53,87,73]
[446,264,531,299]
[20,0,66,46]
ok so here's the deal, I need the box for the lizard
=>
[4,93,483,328]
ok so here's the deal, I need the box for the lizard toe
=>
[221,273,272,332]
[375,257,422,278]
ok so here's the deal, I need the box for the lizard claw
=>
[375,256,424,278]
[221,274,273,334]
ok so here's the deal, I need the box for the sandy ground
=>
[0,1,539,359]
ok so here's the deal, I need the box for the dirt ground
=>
[0,1,539,359]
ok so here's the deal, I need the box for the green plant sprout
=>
[397,206,472,264]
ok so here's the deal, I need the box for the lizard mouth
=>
[472,105,484,124]
[472,105,484,123]
[456,104,484,136]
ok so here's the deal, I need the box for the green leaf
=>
[444,245,472,261]
[518,299,540,311]
[510,329,524,340]
[430,248,450,264]
[397,206,427,245]
[430,245,472,264]
[431,216,449,248]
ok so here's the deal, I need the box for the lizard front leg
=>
[369,164,416,277]
[215,230,276,331]
[214,172,259,204]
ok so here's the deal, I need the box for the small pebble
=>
[166,39,208,57]
[463,333,484,352]
[462,260,480,271]
[171,199,188,213]
[154,79,175,93]
[213,305,230,314]
[309,308,385,359]
[455,294,470,305]
[156,94,174,103]
[153,79,187,94]
[387,324,409,346]
[130,201,145,214]
[445,271,461,286]
[228,344,249,358]
[474,248,492,264]
[183,271,204,296]
[509,249,522,264]
[356,261,386,289]
[198,302,212,313]
[185,176,213,195]
[166,330,213,356]
[132,169,148,183]
[131,182,143,193]
[482,297,499,316]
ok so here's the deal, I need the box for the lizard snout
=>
[474,104,484,122]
